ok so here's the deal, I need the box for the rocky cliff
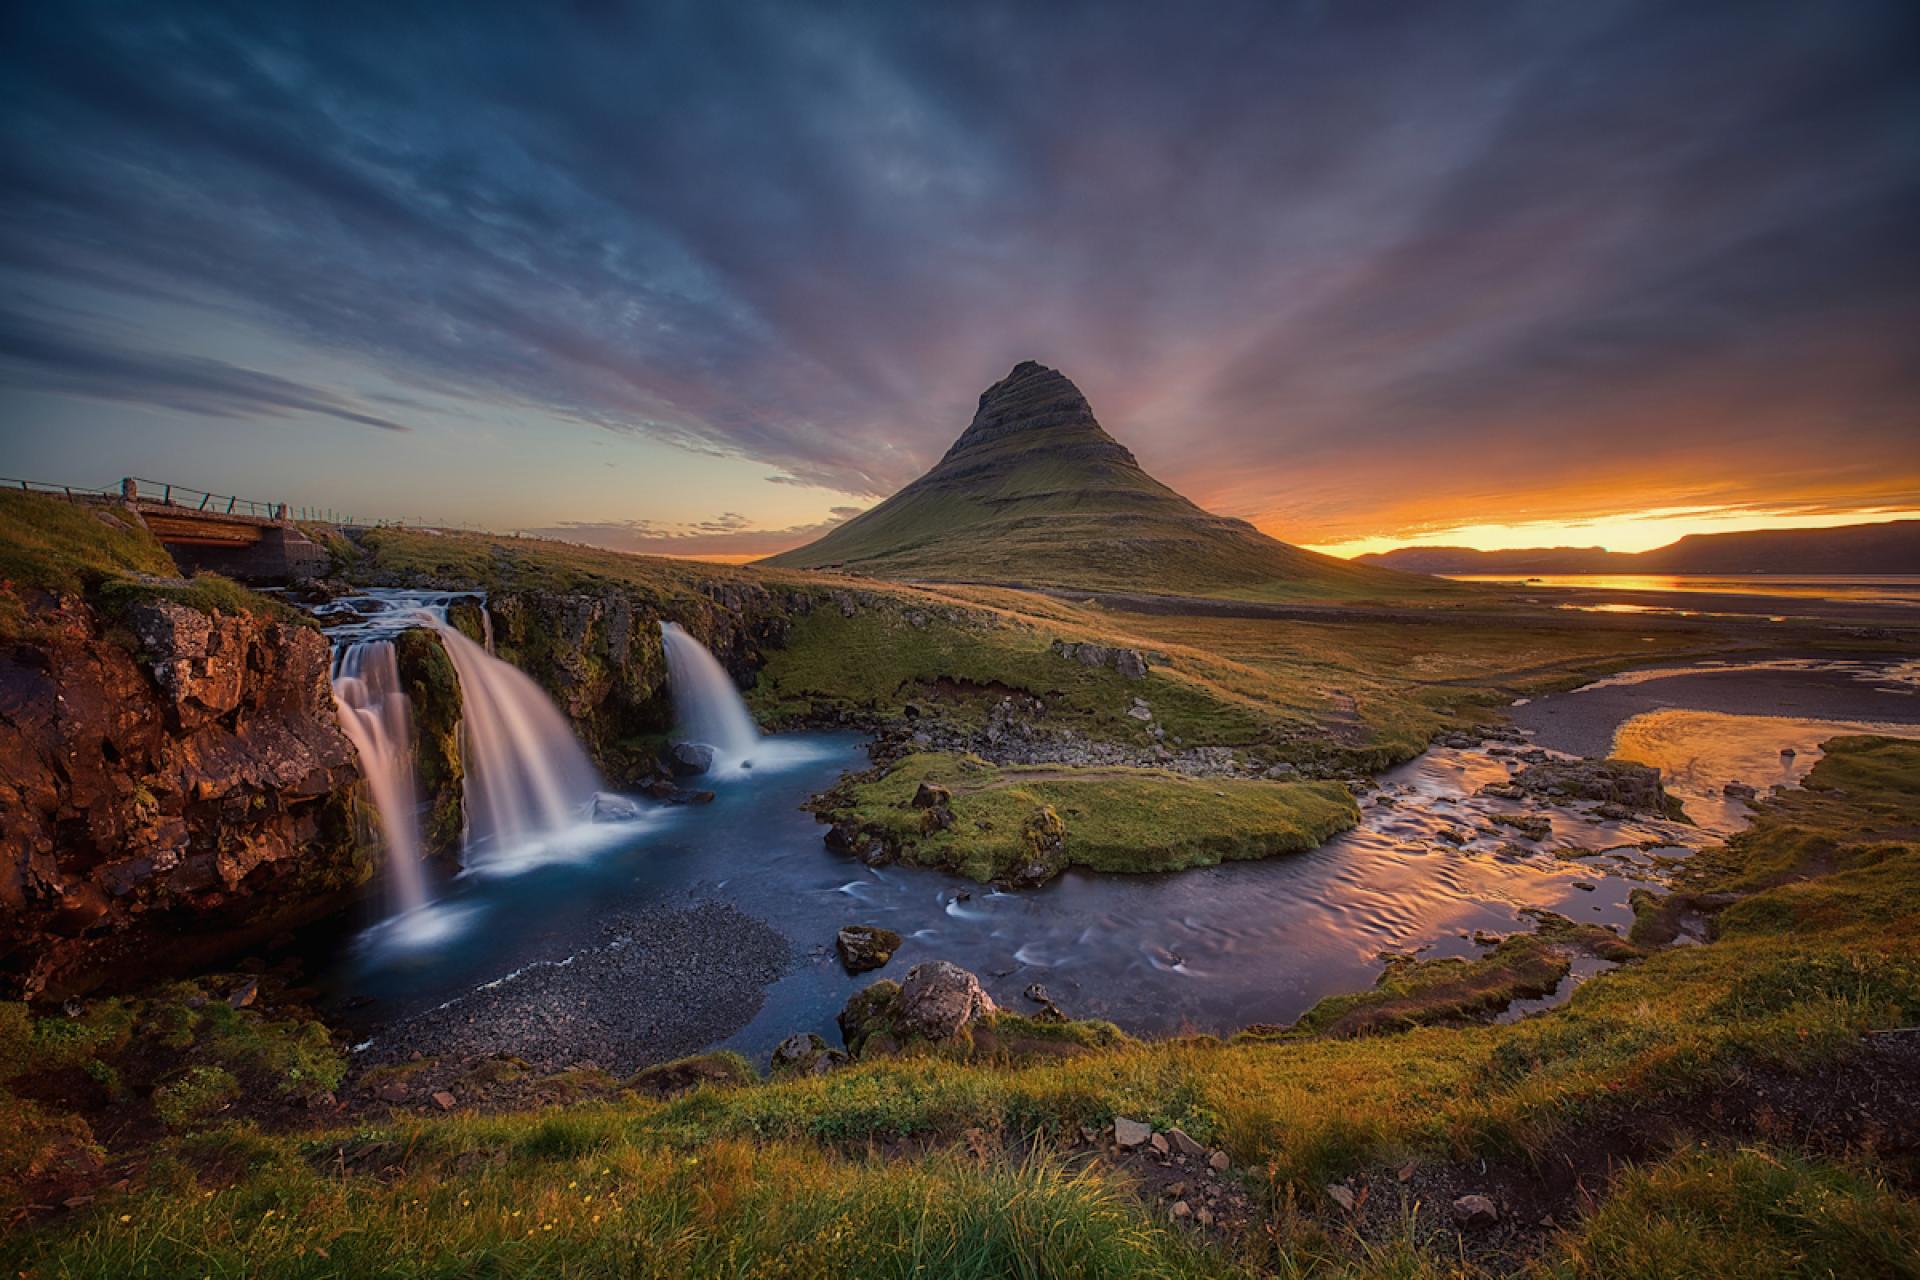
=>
[0,594,369,998]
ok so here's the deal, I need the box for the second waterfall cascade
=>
[659,621,761,765]
[423,611,602,862]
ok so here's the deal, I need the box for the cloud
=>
[525,507,864,559]
[0,311,411,432]
[0,0,1914,538]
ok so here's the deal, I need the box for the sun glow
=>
[1300,505,1920,559]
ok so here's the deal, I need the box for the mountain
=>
[762,361,1432,600]
[1358,520,1920,576]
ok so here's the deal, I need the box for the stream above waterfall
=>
[315,597,1920,1066]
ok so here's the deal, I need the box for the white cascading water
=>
[423,611,601,860]
[660,621,760,763]
[331,641,429,915]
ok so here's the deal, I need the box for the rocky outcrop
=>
[0,595,367,998]
[483,581,807,783]
[838,960,998,1056]
[391,627,464,862]
[1050,639,1150,680]
[1497,758,1686,820]
[769,1032,848,1077]
[835,924,901,973]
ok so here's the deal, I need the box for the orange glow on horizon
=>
[1298,505,1920,559]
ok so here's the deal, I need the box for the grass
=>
[7,737,1916,1276]
[820,752,1360,882]
[1541,1143,1920,1279]
[0,489,305,634]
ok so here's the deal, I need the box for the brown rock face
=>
[0,595,367,998]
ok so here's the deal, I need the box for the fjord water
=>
[330,640,429,915]
[660,621,762,765]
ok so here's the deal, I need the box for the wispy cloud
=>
[526,507,864,559]
[0,312,411,432]
[0,0,1914,539]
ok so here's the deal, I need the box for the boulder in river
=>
[670,741,717,776]
[836,924,902,973]
[592,792,646,822]
[1503,757,1686,820]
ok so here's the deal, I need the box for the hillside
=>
[762,361,1440,602]
[1360,519,1920,576]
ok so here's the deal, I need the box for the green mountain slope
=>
[763,361,1438,601]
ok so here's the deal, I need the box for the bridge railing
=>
[1,477,118,502]
[122,477,287,520]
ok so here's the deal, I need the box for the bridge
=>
[8,477,334,583]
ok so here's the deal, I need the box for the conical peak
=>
[944,361,1103,459]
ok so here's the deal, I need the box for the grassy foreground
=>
[5,737,1917,1277]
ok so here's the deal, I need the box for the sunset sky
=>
[2,1,1916,560]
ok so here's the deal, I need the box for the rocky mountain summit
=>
[764,361,1423,600]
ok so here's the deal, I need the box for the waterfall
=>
[424,613,601,859]
[660,621,760,762]
[332,641,429,915]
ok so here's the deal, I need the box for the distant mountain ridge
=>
[763,361,1435,601]
[1358,520,1920,576]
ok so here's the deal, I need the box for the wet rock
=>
[591,793,646,822]
[1505,758,1683,818]
[1492,812,1552,840]
[670,742,716,776]
[1113,1116,1152,1149]
[1452,1194,1499,1228]
[770,1032,847,1077]
[1724,781,1758,800]
[835,924,902,973]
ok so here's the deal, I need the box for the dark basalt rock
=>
[670,741,716,776]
